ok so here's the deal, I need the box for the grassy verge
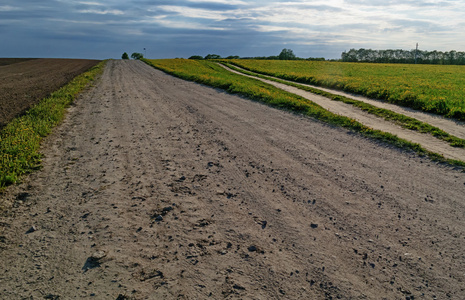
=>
[0,60,106,190]
[144,59,464,168]
[222,62,465,148]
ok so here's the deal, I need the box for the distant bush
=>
[122,52,129,59]
[131,52,144,60]
[189,55,204,60]
[205,54,221,59]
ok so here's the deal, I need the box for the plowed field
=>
[0,58,37,66]
[0,58,100,127]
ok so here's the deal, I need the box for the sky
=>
[1,0,464,60]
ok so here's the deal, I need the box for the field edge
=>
[0,60,107,195]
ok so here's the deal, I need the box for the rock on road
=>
[1,60,465,299]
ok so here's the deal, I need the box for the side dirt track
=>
[225,64,465,141]
[1,60,465,299]
[220,64,465,162]
[0,58,101,127]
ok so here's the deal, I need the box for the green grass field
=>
[223,60,465,121]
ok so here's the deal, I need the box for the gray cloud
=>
[343,0,453,7]
[1,0,464,59]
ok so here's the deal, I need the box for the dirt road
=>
[1,60,465,299]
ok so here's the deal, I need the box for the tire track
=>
[220,64,465,162]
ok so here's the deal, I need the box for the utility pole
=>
[144,48,146,58]
[415,43,418,64]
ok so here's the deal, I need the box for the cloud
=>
[78,9,125,15]
[78,1,103,5]
[186,0,248,4]
[0,5,21,11]
[157,5,230,21]
[1,0,464,59]
[151,18,226,31]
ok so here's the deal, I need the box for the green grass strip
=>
[143,59,465,168]
[0,60,107,190]
[222,62,465,149]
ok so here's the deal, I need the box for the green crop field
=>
[224,60,465,121]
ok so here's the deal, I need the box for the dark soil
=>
[0,58,100,128]
[0,58,37,66]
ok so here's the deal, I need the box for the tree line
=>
[341,48,465,65]
[189,49,325,61]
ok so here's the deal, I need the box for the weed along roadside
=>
[0,60,106,192]
[143,58,465,167]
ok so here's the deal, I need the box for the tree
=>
[279,48,296,60]
[189,55,204,60]
[204,54,221,59]
[122,52,129,59]
[341,49,358,62]
[131,52,144,60]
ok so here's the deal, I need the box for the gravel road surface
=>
[1,60,464,299]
